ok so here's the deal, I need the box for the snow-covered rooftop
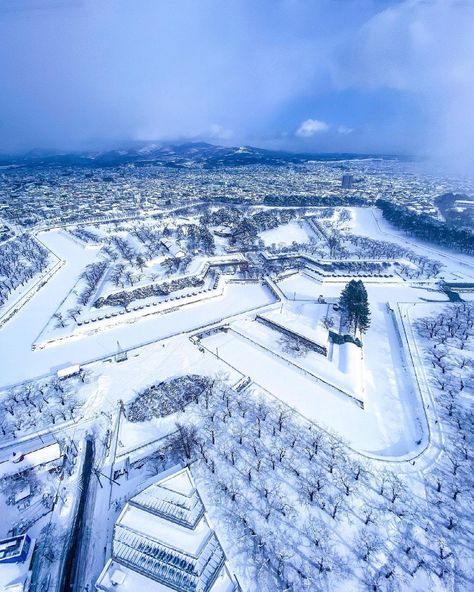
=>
[0,442,62,480]
[0,535,34,592]
[130,469,204,528]
[96,468,239,592]
[259,300,329,347]
[96,559,237,592]
[116,503,209,556]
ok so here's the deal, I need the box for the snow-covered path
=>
[0,230,275,387]
[0,222,464,464]
[0,230,99,385]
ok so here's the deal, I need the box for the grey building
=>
[341,174,353,189]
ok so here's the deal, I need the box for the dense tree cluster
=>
[236,209,299,249]
[69,227,101,244]
[200,207,298,249]
[231,217,261,248]
[109,235,137,264]
[252,209,297,230]
[0,235,50,308]
[320,260,392,276]
[77,261,108,307]
[131,224,163,258]
[263,195,367,207]
[94,271,204,309]
[127,375,213,421]
[177,223,215,254]
[376,199,474,254]
[199,206,243,228]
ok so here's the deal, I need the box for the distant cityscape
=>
[1,144,473,232]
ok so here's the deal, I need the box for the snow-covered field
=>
[0,229,275,385]
[1,204,473,592]
[278,271,323,300]
[349,207,474,281]
[200,302,425,457]
[259,219,312,246]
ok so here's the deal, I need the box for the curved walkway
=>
[0,220,455,470]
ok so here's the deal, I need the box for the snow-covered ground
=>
[259,220,312,247]
[277,271,324,300]
[1,217,467,456]
[1,205,473,592]
[349,207,474,281]
[195,275,452,458]
[0,228,274,386]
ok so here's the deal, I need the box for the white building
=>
[161,239,186,259]
[0,436,62,481]
[56,364,81,380]
[96,468,240,592]
[0,534,35,592]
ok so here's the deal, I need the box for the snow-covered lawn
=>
[201,326,413,456]
[259,220,312,247]
[277,271,323,300]
[348,207,474,281]
[0,275,274,387]
[259,300,330,346]
[197,280,439,458]
[231,317,361,399]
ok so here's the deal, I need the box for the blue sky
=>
[0,0,473,166]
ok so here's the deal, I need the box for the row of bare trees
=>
[76,260,108,307]
[416,303,473,585]
[345,235,443,278]
[167,378,463,591]
[0,235,50,308]
[0,376,83,440]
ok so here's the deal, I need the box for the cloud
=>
[0,1,332,152]
[208,124,233,141]
[0,0,472,167]
[337,125,354,135]
[332,0,474,166]
[296,119,330,138]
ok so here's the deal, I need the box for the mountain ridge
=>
[0,142,409,169]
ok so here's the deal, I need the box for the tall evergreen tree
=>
[352,280,371,334]
[339,281,355,327]
[339,280,371,335]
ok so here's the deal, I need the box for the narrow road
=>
[59,436,95,592]
[73,405,124,591]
